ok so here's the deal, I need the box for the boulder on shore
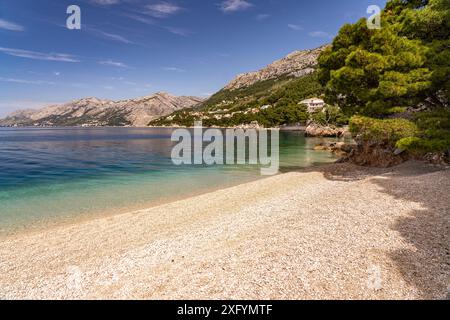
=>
[314,141,356,156]
[339,140,408,167]
[305,122,348,138]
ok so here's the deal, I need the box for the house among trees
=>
[299,98,325,113]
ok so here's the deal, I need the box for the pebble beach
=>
[0,161,448,299]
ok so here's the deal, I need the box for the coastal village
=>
[165,98,325,122]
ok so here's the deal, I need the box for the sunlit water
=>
[0,127,340,235]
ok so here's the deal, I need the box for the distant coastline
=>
[1,124,306,131]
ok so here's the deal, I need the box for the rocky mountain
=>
[151,44,329,128]
[223,45,329,91]
[0,92,203,127]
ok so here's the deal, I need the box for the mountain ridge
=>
[0,92,203,127]
[223,45,329,91]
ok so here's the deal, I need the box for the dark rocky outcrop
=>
[339,141,409,167]
[314,141,356,157]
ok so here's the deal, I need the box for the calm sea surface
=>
[0,127,339,234]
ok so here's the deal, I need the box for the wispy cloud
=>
[99,59,130,68]
[288,24,303,31]
[163,66,186,72]
[0,19,24,31]
[123,13,156,25]
[0,77,55,85]
[87,27,134,44]
[309,31,332,38]
[89,0,121,5]
[256,14,270,21]
[165,26,192,36]
[220,0,253,13]
[145,2,182,18]
[124,13,190,37]
[0,47,79,62]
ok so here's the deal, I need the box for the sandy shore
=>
[0,161,448,299]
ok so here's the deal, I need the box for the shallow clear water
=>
[0,127,339,234]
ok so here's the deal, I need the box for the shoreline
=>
[0,161,448,299]
[0,172,268,242]
[0,124,308,131]
[0,127,342,240]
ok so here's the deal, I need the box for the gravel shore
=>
[0,161,448,299]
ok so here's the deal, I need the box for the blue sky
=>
[0,0,387,116]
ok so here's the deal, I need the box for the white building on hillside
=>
[299,98,325,113]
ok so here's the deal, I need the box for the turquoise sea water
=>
[0,127,339,234]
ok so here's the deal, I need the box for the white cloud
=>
[0,47,79,62]
[53,71,61,76]
[0,19,24,31]
[145,2,182,18]
[0,77,55,85]
[123,13,155,25]
[163,66,186,72]
[309,31,332,38]
[288,24,303,31]
[100,31,133,44]
[99,59,129,68]
[88,28,134,44]
[221,0,253,13]
[89,0,121,5]
[165,26,192,36]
